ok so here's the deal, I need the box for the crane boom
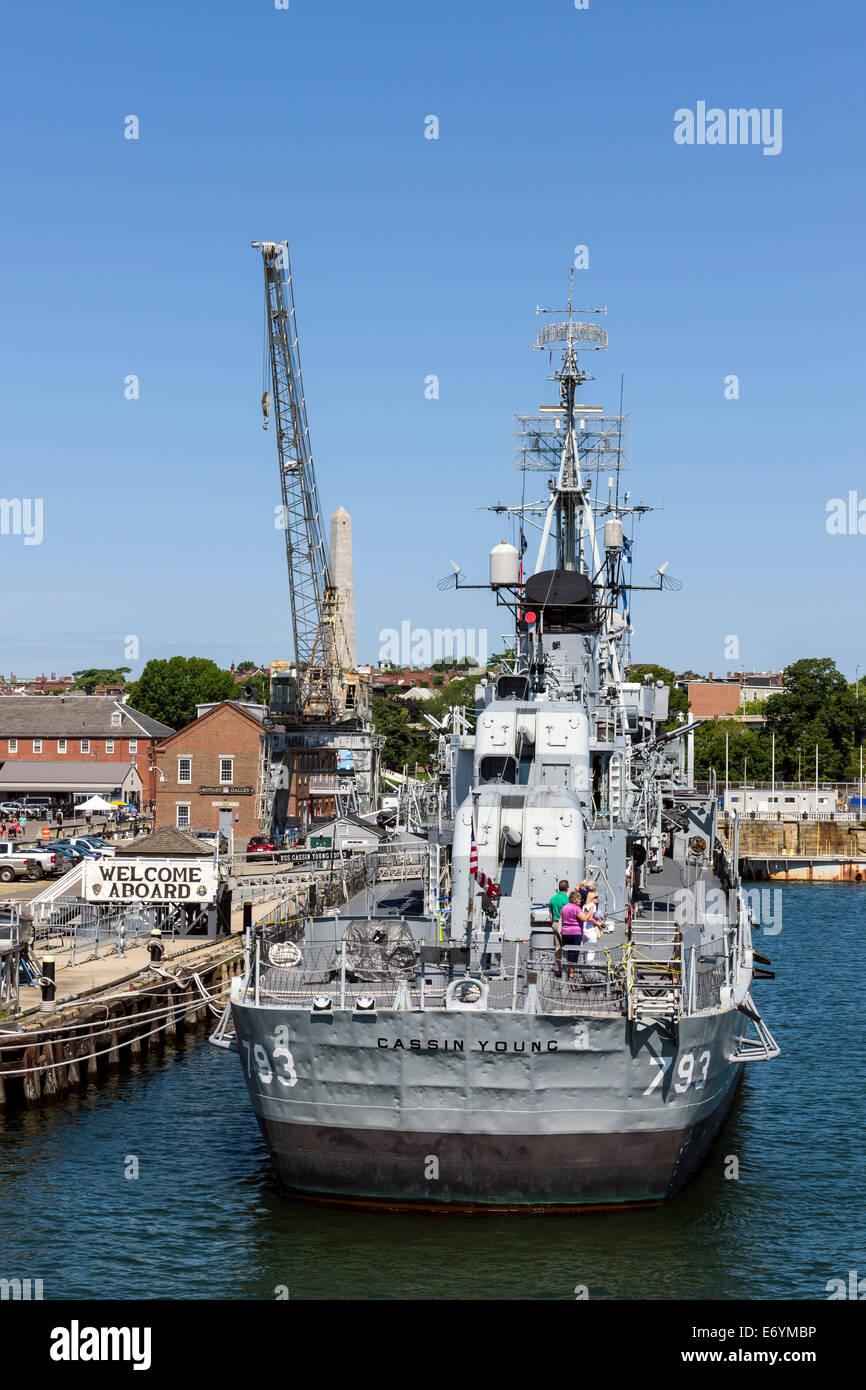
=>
[255,240,343,720]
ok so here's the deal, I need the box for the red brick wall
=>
[687,683,741,718]
[1,737,161,799]
[153,705,265,841]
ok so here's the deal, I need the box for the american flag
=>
[469,826,499,900]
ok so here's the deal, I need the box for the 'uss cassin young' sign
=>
[83,858,218,904]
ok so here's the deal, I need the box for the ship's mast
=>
[532,281,608,578]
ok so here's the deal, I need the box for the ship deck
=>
[253,854,732,1017]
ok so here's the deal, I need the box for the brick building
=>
[0,672,75,694]
[275,744,339,835]
[371,665,479,692]
[153,701,272,843]
[0,696,173,803]
[684,670,786,721]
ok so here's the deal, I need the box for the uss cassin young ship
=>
[227,283,779,1210]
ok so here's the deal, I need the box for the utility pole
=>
[815,743,819,817]
[725,731,729,815]
[771,731,775,808]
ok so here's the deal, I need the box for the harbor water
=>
[1,883,863,1301]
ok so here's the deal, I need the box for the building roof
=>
[0,761,141,792]
[0,696,173,739]
[115,825,212,858]
[308,812,390,841]
[155,699,268,748]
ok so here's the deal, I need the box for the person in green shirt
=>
[549,879,570,978]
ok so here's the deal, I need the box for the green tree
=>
[694,719,774,783]
[125,657,237,729]
[235,660,258,674]
[372,696,432,771]
[425,672,485,721]
[763,658,858,779]
[72,667,131,693]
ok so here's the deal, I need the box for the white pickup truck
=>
[0,841,60,882]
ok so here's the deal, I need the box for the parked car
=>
[18,797,53,819]
[197,830,228,853]
[50,845,81,871]
[54,839,100,860]
[65,836,116,858]
[0,841,59,882]
[0,801,24,816]
[247,836,278,855]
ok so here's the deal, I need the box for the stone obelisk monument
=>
[329,506,356,670]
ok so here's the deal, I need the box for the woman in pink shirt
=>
[559,891,584,980]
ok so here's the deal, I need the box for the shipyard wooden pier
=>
[0,833,390,1109]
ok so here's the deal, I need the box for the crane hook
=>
[261,390,272,431]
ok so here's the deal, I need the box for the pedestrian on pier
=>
[54,808,63,836]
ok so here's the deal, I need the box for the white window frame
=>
[129,739,138,754]
[80,738,90,754]
[58,738,67,754]
[8,738,17,753]
[219,757,234,785]
[33,738,42,753]
[111,710,122,728]
[106,738,114,754]
[176,803,191,829]
[178,756,192,784]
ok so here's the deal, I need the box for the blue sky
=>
[1,0,863,682]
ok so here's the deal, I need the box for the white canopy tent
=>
[74,795,115,812]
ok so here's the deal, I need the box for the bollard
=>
[41,955,56,1009]
[149,929,164,965]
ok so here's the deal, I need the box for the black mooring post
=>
[149,929,164,965]
[41,955,56,1008]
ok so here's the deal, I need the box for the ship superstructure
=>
[228,282,779,1209]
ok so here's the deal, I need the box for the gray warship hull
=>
[232,992,746,1208]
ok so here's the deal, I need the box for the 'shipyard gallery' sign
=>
[83,858,218,904]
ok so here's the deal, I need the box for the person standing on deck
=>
[559,891,585,981]
[549,878,570,978]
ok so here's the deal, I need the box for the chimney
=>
[708,671,713,681]
[329,506,356,669]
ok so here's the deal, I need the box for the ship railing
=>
[373,848,427,882]
[249,937,631,1015]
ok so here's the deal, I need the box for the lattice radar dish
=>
[536,321,608,350]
